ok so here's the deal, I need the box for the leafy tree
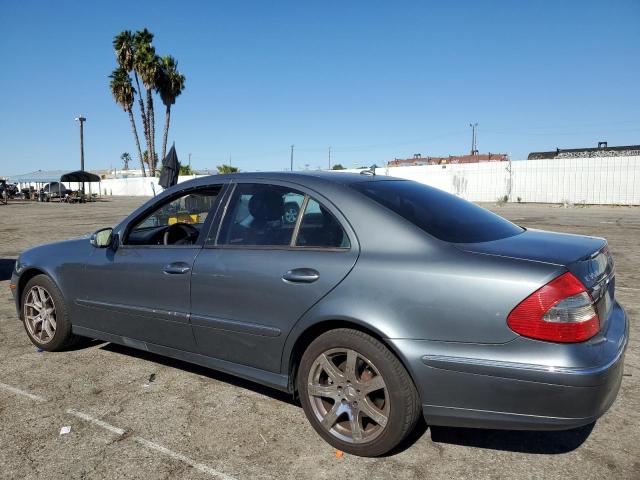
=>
[109,68,146,176]
[120,152,131,170]
[217,164,239,174]
[179,164,194,175]
[157,56,186,162]
[331,164,345,170]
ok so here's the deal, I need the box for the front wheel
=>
[21,274,81,351]
[297,328,421,457]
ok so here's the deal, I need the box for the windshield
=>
[351,180,524,243]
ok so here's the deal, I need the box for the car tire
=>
[283,202,300,224]
[297,328,421,457]
[21,274,81,351]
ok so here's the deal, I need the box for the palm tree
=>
[113,31,148,153]
[109,68,146,176]
[120,152,131,170]
[134,30,160,175]
[157,56,186,161]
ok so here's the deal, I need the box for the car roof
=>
[186,171,400,188]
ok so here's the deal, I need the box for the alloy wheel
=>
[24,286,57,344]
[284,207,298,224]
[307,348,389,444]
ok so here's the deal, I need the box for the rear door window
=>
[217,184,304,246]
[351,180,523,243]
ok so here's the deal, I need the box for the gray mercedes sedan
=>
[10,172,628,457]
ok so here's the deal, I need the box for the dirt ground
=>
[0,197,638,480]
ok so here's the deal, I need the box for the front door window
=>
[127,187,221,246]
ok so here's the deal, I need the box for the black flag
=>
[159,144,181,189]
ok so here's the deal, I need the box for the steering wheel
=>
[163,222,199,245]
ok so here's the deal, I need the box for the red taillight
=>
[507,272,599,343]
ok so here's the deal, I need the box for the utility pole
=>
[75,116,87,171]
[188,153,192,169]
[290,144,295,172]
[328,146,332,170]
[75,115,86,193]
[469,123,478,155]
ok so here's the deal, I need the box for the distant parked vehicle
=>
[0,180,7,204]
[6,183,18,198]
[40,182,71,201]
[0,180,18,203]
[19,186,34,199]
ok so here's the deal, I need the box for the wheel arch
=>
[285,318,421,401]
[16,267,57,317]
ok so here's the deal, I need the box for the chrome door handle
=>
[282,268,320,283]
[163,262,191,274]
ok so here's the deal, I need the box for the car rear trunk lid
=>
[457,228,615,331]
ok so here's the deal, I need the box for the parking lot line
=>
[0,380,236,480]
[66,408,127,436]
[134,437,237,480]
[0,382,46,403]
[65,408,236,480]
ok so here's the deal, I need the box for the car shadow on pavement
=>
[100,342,296,405]
[0,258,15,281]
[429,422,595,454]
[98,341,594,456]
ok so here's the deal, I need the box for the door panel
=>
[190,248,358,372]
[76,184,226,352]
[79,247,199,351]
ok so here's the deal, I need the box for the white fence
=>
[89,156,640,205]
[99,175,204,196]
[365,156,640,205]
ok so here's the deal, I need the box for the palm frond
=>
[109,67,135,111]
[113,30,135,71]
[158,55,186,106]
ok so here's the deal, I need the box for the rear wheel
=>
[283,202,299,224]
[297,328,421,457]
[21,274,80,351]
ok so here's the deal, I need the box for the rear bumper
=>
[390,300,628,431]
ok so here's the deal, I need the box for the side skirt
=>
[72,325,291,393]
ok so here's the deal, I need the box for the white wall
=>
[96,157,640,205]
[99,175,204,196]
[349,156,640,205]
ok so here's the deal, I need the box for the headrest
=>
[185,195,205,212]
[248,190,284,221]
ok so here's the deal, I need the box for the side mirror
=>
[90,227,113,248]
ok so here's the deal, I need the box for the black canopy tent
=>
[60,170,102,201]
[60,170,101,183]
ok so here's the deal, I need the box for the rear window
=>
[351,180,523,243]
